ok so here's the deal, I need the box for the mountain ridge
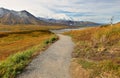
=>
[0,8,43,25]
[0,8,101,26]
[38,17,101,26]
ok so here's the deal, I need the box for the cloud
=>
[0,0,120,23]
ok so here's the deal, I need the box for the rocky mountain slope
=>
[0,8,43,25]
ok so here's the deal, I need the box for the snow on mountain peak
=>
[51,14,71,20]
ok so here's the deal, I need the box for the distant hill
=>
[0,8,44,25]
[38,17,101,26]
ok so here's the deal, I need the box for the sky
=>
[0,0,120,23]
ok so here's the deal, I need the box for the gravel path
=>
[17,34,74,78]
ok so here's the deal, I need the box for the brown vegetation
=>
[0,25,62,78]
[0,25,64,61]
[65,24,120,78]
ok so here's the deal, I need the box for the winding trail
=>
[17,34,74,78]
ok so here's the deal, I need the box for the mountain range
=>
[0,8,101,26]
[38,17,101,26]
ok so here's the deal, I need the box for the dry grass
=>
[65,24,120,78]
[0,25,61,78]
[0,24,67,31]
[0,31,54,61]
[0,25,64,61]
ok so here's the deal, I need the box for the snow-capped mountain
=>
[38,17,101,26]
[50,14,72,20]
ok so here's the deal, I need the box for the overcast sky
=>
[0,0,120,23]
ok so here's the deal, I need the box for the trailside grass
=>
[64,24,120,78]
[0,30,57,61]
[0,25,60,78]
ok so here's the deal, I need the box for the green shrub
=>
[50,37,57,43]
[44,36,57,44]
[44,40,50,44]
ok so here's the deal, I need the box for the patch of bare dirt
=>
[70,59,90,78]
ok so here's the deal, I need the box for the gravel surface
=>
[17,34,74,78]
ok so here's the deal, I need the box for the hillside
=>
[65,24,120,78]
[0,8,44,25]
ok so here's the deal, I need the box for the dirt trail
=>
[17,34,74,78]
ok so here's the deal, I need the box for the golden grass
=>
[65,24,120,78]
[0,24,67,31]
[0,31,53,60]
[0,25,61,78]
[0,25,64,61]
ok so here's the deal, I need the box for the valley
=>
[0,1,120,78]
